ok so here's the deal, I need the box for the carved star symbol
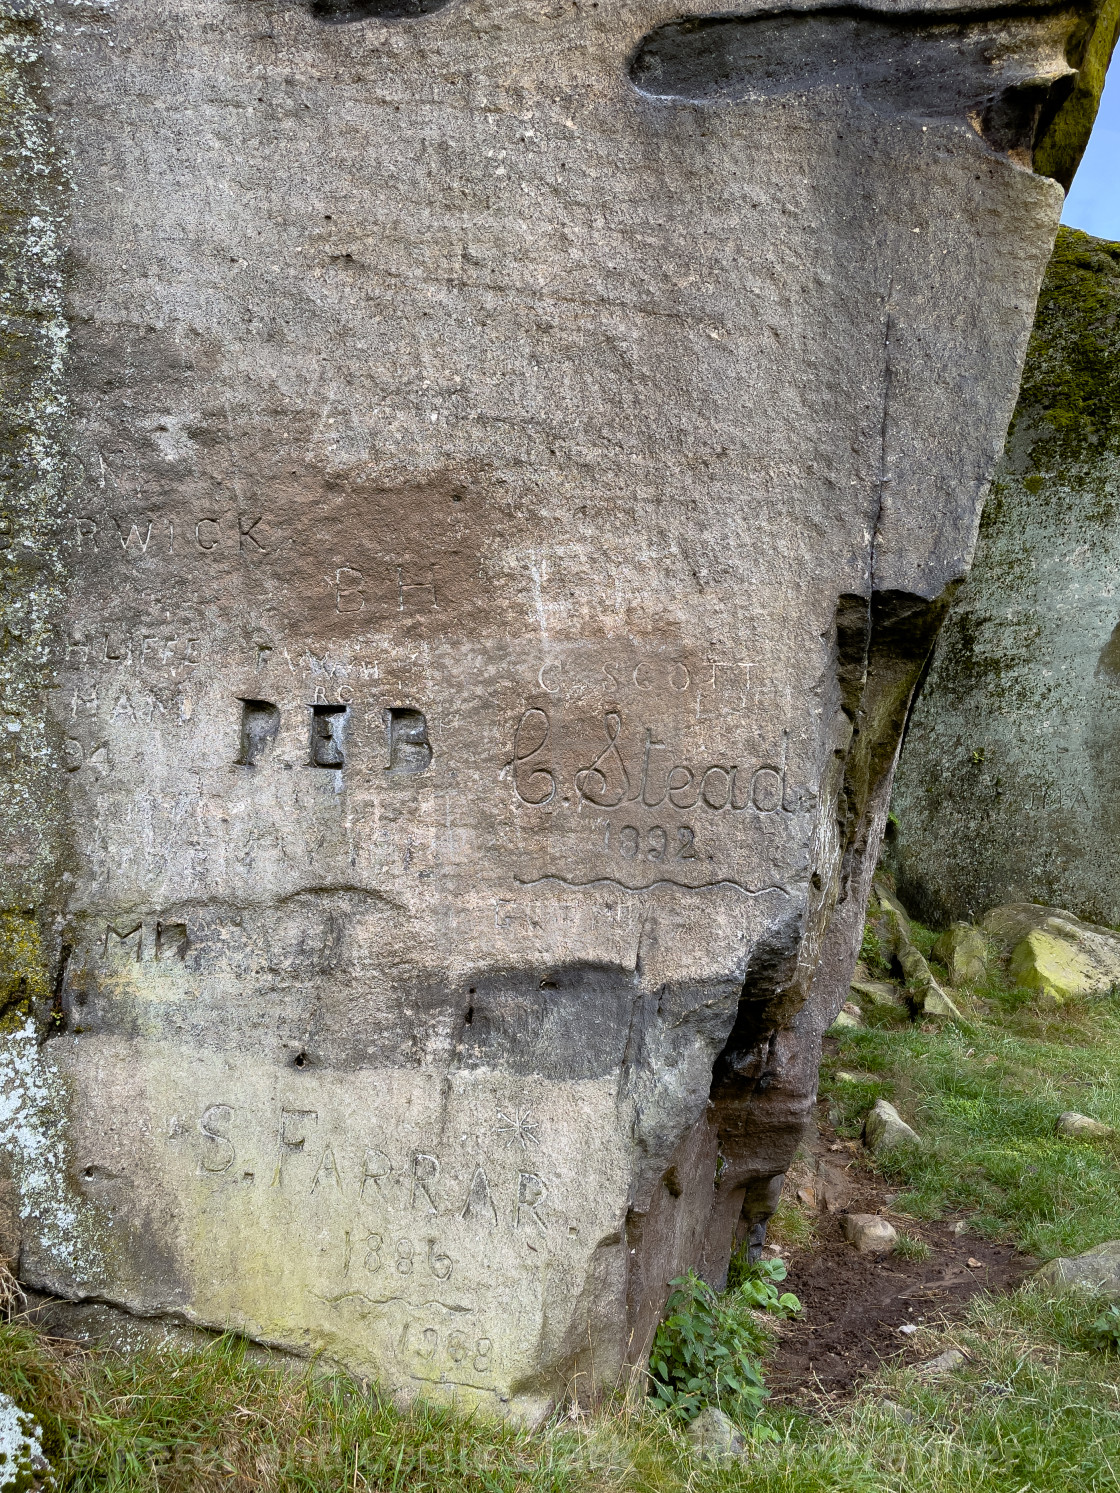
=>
[495,1108,540,1150]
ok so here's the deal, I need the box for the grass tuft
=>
[894,1232,934,1263]
[0,1323,590,1493]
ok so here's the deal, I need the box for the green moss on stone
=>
[0,911,49,1033]
[1009,228,1120,475]
[1034,0,1120,188]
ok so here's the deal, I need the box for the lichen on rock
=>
[890,226,1120,928]
[983,902,1120,1000]
[0,1390,50,1493]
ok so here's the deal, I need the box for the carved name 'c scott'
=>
[512,708,810,813]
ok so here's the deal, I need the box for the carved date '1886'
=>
[513,708,804,814]
[344,1233,453,1280]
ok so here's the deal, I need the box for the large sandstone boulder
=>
[984,902,1120,999]
[0,0,1112,1417]
[891,228,1120,928]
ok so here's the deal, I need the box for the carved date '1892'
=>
[605,822,696,861]
[513,708,803,814]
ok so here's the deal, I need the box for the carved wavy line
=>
[318,1291,408,1308]
[408,1373,494,1390]
[318,1291,473,1313]
[514,875,789,896]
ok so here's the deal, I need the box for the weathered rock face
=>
[0,0,1112,1416]
[892,227,1120,928]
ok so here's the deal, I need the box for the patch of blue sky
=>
[1061,66,1119,241]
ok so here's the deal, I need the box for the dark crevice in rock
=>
[701,585,959,1271]
[711,913,805,1082]
[629,5,1090,167]
[835,588,961,903]
[309,0,454,22]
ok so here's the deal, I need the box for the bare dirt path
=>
[767,1096,1033,1404]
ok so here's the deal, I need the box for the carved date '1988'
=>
[401,1323,493,1375]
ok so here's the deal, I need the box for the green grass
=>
[0,1323,592,1493]
[5,1289,1120,1492]
[823,956,1120,1259]
[893,1233,933,1264]
[623,1289,1120,1492]
[766,1184,817,1250]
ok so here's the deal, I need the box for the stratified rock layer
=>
[0,0,1113,1416]
[892,228,1120,927]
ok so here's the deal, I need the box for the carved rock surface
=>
[892,229,1120,928]
[0,0,1110,1417]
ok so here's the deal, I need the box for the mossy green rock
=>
[891,230,1120,927]
[932,923,990,985]
[982,902,1120,999]
[1036,1241,1120,1297]
[869,882,959,1016]
[850,979,905,1008]
[1009,926,1120,1001]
